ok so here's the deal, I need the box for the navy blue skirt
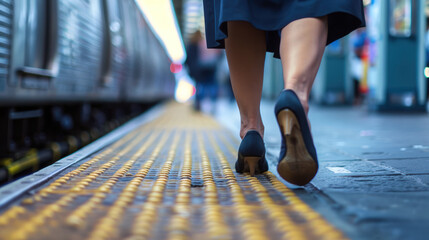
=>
[203,0,365,58]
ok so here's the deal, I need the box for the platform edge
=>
[0,103,166,209]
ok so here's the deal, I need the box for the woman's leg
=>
[225,21,267,139]
[280,17,328,115]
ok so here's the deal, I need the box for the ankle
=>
[240,122,264,139]
[283,88,309,115]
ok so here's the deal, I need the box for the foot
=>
[275,89,318,186]
[236,130,269,176]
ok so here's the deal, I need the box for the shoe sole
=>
[276,109,318,186]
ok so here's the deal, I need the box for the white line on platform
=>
[326,167,352,174]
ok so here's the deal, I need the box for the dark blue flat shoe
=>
[235,130,268,176]
[274,89,318,186]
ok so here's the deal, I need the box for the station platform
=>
[1,100,429,240]
[0,102,343,240]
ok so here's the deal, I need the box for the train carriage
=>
[0,0,175,182]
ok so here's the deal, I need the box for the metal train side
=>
[0,0,175,181]
[0,0,174,105]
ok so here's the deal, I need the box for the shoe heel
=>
[235,130,268,175]
[277,109,299,135]
[244,156,261,177]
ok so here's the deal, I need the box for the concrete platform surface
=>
[0,102,343,240]
[215,99,429,240]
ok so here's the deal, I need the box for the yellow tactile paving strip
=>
[0,102,346,240]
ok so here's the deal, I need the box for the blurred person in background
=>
[185,30,222,112]
[203,1,365,185]
[351,28,367,105]
[216,51,235,102]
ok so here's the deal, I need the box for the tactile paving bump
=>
[0,103,346,240]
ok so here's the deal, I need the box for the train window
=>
[24,0,47,69]
[17,0,58,81]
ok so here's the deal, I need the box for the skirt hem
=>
[203,1,366,58]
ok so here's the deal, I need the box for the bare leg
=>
[280,17,328,115]
[225,21,266,139]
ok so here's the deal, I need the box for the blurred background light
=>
[136,0,186,63]
[170,62,183,73]
[424,67,429,78]
[174,73,196,103]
